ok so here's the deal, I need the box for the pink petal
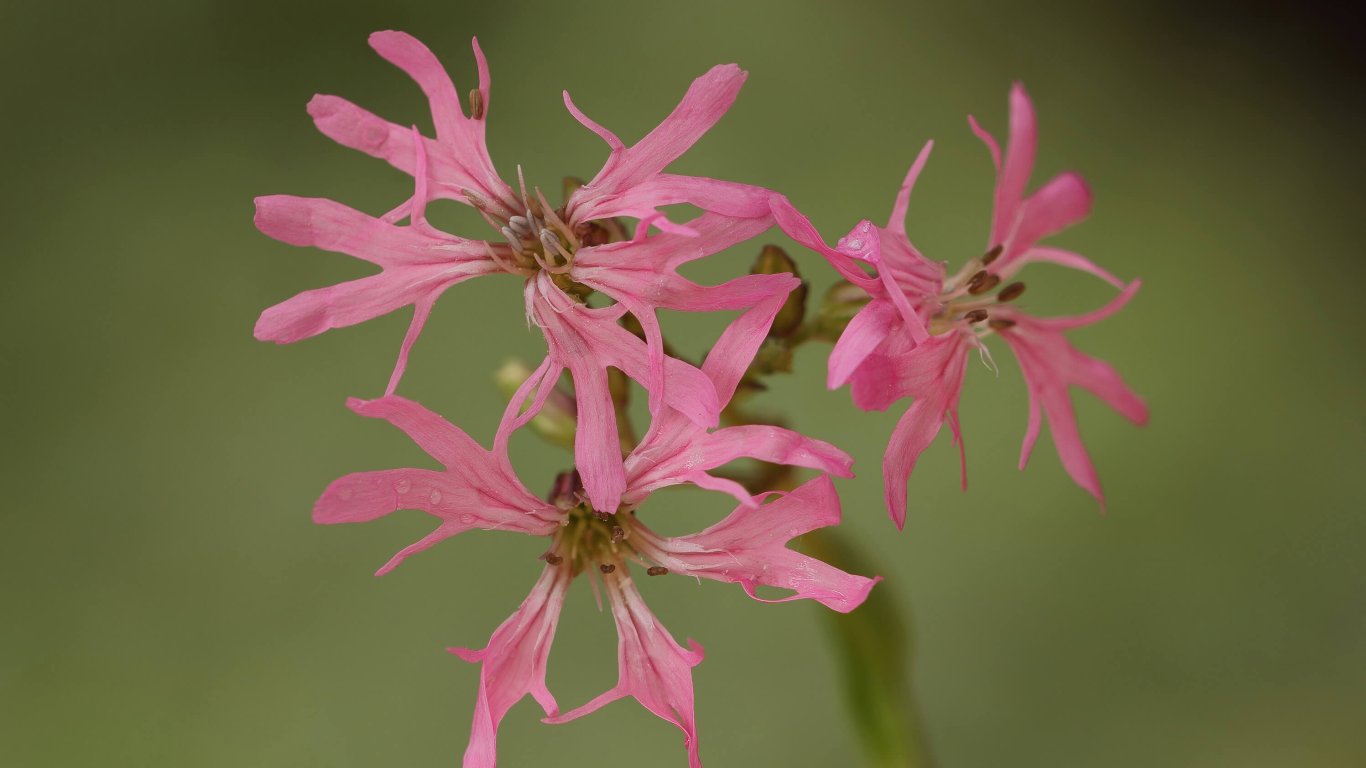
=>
[1011,246,1125,289]
[995,285,1148,506]
[572,213,782,416]
[314,395,558,573]
[368,31,465,139]
[769,195,881,292]
[1031,279,1142,333]
[877,333,972,528]
[313,467,459,525]
[701,426,854,478]
[568,64,747,214]
[253,195,493,268]
[385,297,434,396]
[828,300,900,390]
[626,420,853,508]
[308,32,516,215]
[579,174,773,221]
[528,277,720,512]
[252,192,499,394]
[451,565,570,768]
[544,573,704,768]
[875,250,930,344]
[574,212,772,275]
[368,32,513,207]
[561,90,625,150]
[254,269,448,345]
[883,397,952,530]
[678,470,758,508]
[493,356,561,459]
[345,395,490,471]
[967,114,1002,173]
[990,82,1038,248]
[531,276,719,427]
[696,277,796,403]
[848,352,904,412]
[621,284,802,507]
[633,476,878,613]
[1003,171,1092,262]
[567,361,626,515]
[877,232,945,299]
[886,140,934,236]
[307,95,503,207]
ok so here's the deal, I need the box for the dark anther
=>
[967,273,1001,295]
[964,309,990,323]
[593,509,612,522]
[468,89,485,120]
[547,470,584,509]
[547,470,577,506]
[996,282,1026,302]
[647,566,669,577]
[982,244,1003,265]
[965,270,988,292]
[611,525,625,543]
[599,563,616,574]
[988,318,1017,330]
[544,553,563,566]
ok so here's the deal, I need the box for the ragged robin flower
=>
[773,84,1147,527]
[312,291,874,767]
[253,31,793,512]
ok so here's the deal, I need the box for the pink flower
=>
[775,84,1147,527]
[313,296,872,766]
[255,31,777,393]
[314,393,873,766]
[256,32,792,507]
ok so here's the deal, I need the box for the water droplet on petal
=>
[836,221,879,263]
[459,513,475,525]
[429,490,443,505]
[395,478,412,493]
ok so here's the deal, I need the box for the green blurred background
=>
[3,0,1362,765]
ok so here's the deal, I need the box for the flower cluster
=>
[771,85,1148,527]
[254,30,1144,766]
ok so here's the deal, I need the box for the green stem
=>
[803,528,935,768]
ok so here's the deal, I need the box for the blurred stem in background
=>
[804,528,934,768]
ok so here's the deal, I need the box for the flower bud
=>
[750,244,808,339]
[815,280,872,340]
[495,359,576,448]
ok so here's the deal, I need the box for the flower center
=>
[538,471,668,577]
[928,244,1025,334]
[471,170,626,299]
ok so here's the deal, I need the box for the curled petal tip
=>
[446,646,482,662]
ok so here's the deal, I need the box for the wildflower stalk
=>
[720,422,934,768]
[803,528,934,768]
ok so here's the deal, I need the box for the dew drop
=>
[429,490,443,505]
[394,478,412,494]
[459,513,475,525]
